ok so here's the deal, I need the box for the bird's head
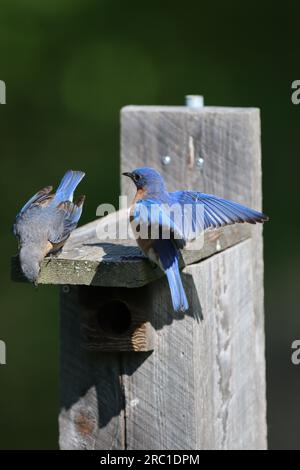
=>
[123,167,166,194]
[19,244,43,286]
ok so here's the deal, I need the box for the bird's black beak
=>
[122,172,133,179]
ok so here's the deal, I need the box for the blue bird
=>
[14,170,85,285]
[123,167,268,313]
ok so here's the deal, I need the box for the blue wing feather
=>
[171,191,268,235]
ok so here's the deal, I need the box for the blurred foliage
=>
[0,0,299,449]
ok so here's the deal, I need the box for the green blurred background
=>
[0,0,299,449]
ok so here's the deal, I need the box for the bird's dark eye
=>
[134,174,140,181]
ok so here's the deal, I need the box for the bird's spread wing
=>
[171,191,268,238]
[48,196,85,245]
[14,186,53,235]
[131,199,186,248]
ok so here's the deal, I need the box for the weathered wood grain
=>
[248,110,267,448]
[121,106,260,208]
[122,240,262,449]
[59,286,125,450]
[11,207,251,287]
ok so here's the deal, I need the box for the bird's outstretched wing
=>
[171,190,268,239]
[49,196,85,245]
[131,199,186,248]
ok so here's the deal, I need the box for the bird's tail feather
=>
[153,239,189,313]
[55,170,85,203]
[165,263,189,312]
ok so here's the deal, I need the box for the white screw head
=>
[161,155,171,166]
[196,157,204,169]
[185,95,204,108]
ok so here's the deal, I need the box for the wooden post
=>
[120,105,266,449]
[11,105,267,449]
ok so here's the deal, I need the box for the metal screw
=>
[196,157,204,169]
[161,155,171,166]
[62,285,70,294]
[185,95,204,108]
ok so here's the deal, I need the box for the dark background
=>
[0,0,299,449]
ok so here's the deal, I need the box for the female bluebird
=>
[123,167,268,313]
[14,170,85,285]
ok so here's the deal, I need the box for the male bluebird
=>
[14,170,85,285]
[123,167,268,313]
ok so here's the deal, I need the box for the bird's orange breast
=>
[132,188,147,203]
